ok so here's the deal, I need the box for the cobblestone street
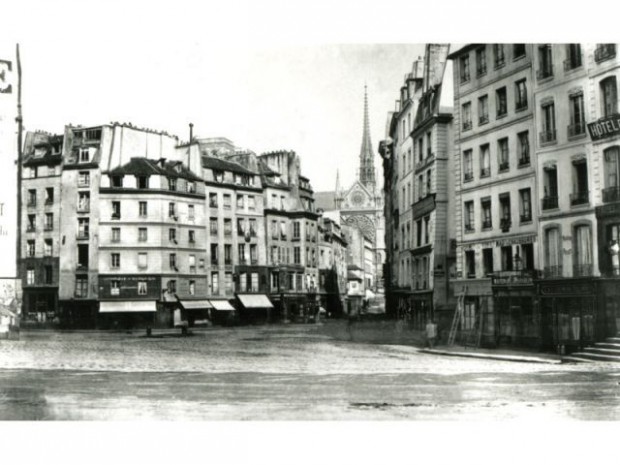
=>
[1,323,620,420]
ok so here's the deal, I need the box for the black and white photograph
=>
[1,1,619,464]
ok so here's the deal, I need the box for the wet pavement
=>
[1,322,620,420]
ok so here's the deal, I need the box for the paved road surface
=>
[1,324,619,420]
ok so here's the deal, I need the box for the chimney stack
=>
[189,123,194,143]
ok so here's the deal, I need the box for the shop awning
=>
[209,299,235,311]
[181,300,213,310]
[99,301,156,313]
[237,294,274,309]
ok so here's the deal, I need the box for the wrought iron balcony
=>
[595,44,616,63]
[476,66,486,77]
[500,218,511,231]
[537,68,554,80]
[518,154,530,167]
[462,121,472,131]
[520,213,532,223]
[495,57,505,69]
[573,264,593,277]
[498,161,509,172]
[480,167,491,178]
[515,100,528,111]
[542,196,559,210]
[568,122,586,138]
[464,224,475,233]
[539,129,557,144]
[570,191,589,206]
[482,219,492,230]
[463,171,474,182]
[478,115,489,125]
[543,265,563,278]
[602,186,620,203]
[564,57,582,71]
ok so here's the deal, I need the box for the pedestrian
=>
[425,318,437,349]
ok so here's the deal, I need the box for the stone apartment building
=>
[20,132,63,323]
[97,157,207,328]
[443,43,620,352]
[380,45,456,329]
[409,44,455,331]
[317,216,348,317]
[534,43,620,350]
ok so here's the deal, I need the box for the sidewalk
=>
[420,345,563,364]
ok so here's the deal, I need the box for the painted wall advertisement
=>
[0,44,21,336]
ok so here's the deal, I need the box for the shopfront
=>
[536,278,600,353]
[492,271,538,348]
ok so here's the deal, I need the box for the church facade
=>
[315,86,386,296]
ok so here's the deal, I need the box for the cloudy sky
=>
[2,2,426,193]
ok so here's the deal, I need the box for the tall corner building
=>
[448,43,620,351]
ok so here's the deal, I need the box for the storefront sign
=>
[588,115,620,141]
[99,275,161,299]
[540,283,595,295]
[492,274,533,286]
[495,234,537,247]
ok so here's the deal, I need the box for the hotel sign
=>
[588,115,620,141]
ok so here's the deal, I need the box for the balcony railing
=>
[520,213,532,223]
[515,100,528,111]
[574,264,593,277]
[595,44,616,63]
[464,225,475,233]
[463,171,473,182]
[500,218,511,231]
[568,122,586,138]
[479,115,489,125]
[462,121,472,131]
[570,191,589,206]
[498,161,509,172]
[476,66,486,77]
[537,68,554,80]
[602,186,620,203]
[543,265,563,278]
[542,196,559,210]
[518,155,530,167]
[539,129,557,144]
[495,57,505,69]
[482,219,492,230]
[480,168,491,178]
[564,57,582,71]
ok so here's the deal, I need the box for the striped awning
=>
[237,294,274,309]
[181,300,213,310]
[99,301,156,313]
[209,299,235,311]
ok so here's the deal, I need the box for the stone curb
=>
[419,348,563,364]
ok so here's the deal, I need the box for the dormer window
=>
[137,176,149,189]
[168,177,177,191]
[111,175,123,187]
[175,164,182,173]
[214,170,224,183]
[53,143,62,155]
[34,147,46,158]
[79,148,90,163]
[187,181,196,193]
